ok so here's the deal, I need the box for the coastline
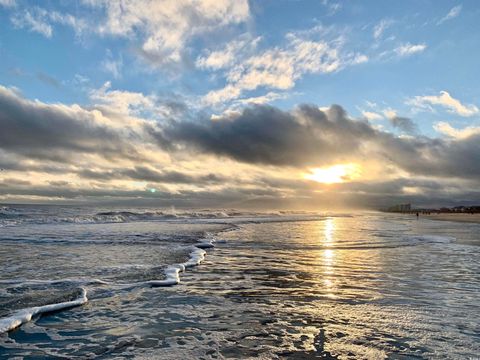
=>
[422,213,480,223]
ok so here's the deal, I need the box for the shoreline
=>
[422,213,480,223]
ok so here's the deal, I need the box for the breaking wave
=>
[0,288,88,333]
[0,233,217,333]
[0,207,323,227]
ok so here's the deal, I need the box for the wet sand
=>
[423,213,480,223]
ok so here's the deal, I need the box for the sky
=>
[0,0,479,209]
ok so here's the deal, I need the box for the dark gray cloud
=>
[154,103,480,180]
[0,86,141,161]
[377,133,480,178]
[48,180,70,187]
[2,177,478,209]
[0,153,76,173]
[79,166,225,185]
[156,104,376,166]
[0,182,283,207]
[0,178,31,186]
[389,116,417,134]
[336,178,480,209]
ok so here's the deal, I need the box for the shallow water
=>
[0,207,479,359]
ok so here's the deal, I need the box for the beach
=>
[422,213,480,223]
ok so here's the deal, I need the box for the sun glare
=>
[305,164,360,184]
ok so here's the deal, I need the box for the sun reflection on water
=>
[322,218,336,296]
[324,217,334,245]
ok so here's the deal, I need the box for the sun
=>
[304,164,360,184]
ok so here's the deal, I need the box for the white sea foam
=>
[0,287,88,333]
[195,236,216,249]
[147,265,183,287]
[182,247,207,268]
[147,240,210,287]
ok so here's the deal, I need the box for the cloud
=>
[47,11,87,35]
[235,92,289,106]
[89,81,155,116]
[102,59,122,79]
[437,5,462,25]
[2,86,480,206]
[351,54,368,64]
[361,110,383,121]
[89,82,189,123]
[0,0,15,7]
[196,36,261,70]
[5,1,248,66]
[393,42,427,57]
[83,0,249,65]
[156,104,379,167]
[36,72,61,88]
[152,103,480,181]
[0,85,143,161]
[332,177,480,208]
[374,132,480,179]
[101,51,123,79]
[434,122,480,139]
[321,0,342,16]
[79,166,225,185]
[407,91,479,117]
[389,116,417,134]
[380,108,417,134]
[373,19,393,40]
[202,30,367,105]
[11,8,53,37]
[9,7,87,38]
[0,178,31,186]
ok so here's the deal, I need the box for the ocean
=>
[0,205,479,359]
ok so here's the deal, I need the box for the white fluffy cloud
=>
[202,31,367,105]
[8,0,249,65]
[196,37,261,70]
[84,0,249,65]
[394,42,427,57]
[407,91,479,117]
[362,111,383,121]
[90,82,156,117]
[434,122,480,139]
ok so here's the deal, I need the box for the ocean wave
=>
[0,208,323,227]
[95,209,235,220]
[140,238,211,287]
[0,234,216,332]
[0,287,88,333]
[404,234,455,244]
[0,278,109,286]
[0,206,20,218]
